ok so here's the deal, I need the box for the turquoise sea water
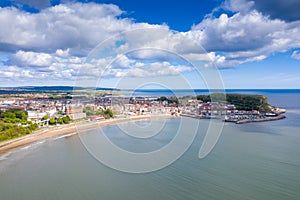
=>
[0,91,299,200]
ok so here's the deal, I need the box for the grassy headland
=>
[196,93,273,112]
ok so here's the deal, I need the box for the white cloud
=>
[205,52,226,67]
[113,54,135,68]
[187,9,300,67]
[127,49,178,61]
[120,61,192,77]
[115,28,206,60]
[0,3,138,54]
[3,50,85,83]
[1,1,300,86]
[11,50,85,69]
[190,11,285,52]
[14,51,54,67]
[0,65,34,79]
[221,0,254,13]
[291,50,300,60]
[88,56,192,78]
[1,3,201,83]
[56,49,70,57]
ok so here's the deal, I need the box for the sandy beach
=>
[0,114,171,155]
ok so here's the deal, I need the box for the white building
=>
[28,111,47,120]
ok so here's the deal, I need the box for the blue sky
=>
[0,0,299,88]
[87,0,221,31]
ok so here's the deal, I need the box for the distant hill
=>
[0,86,118,94]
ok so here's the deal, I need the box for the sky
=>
[0,0,300,89]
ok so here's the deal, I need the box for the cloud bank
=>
[0,0,300,85]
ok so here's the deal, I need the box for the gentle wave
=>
[0,140,46,162]
[0,152,12,161]
[53,132,77,140]
[20,140,46,151]
[0,132,77,162]
[0,140,48,175]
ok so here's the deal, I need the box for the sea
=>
[0,90,299,200]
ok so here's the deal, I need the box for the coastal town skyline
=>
[0,0,300,89]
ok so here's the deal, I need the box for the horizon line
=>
[0,86,300,90]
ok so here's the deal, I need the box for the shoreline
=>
[0,112,286,155]
[0,114,172,155]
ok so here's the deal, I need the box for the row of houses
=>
[0,98,86,122]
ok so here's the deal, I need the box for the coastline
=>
[0,111,287,155]
[0,114,171,155]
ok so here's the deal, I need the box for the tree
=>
[29,123,38,131]
[62,116,71,124]
[2,111,16,119]
[158,96,167,101]
[57,118,63,124]
[158,96,178,105]
[0,109,38,142]
[167,97,179,104]
[15,110,28,120]
[0,109,29,123]
[42,115,49,121]
[49,118,56,125]
[102,109,114,119]
[196,95,211,102]
[0,121,37,142]
[83,106,102,116]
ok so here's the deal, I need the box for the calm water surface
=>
[0,92,299,200]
